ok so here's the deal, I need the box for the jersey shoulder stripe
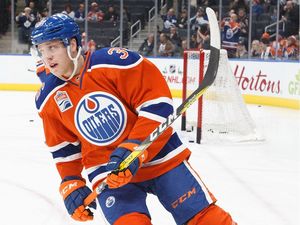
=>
[136,97,173,112]
[140,102,174,119]
[35,75,66,112]
[88,47,143,71]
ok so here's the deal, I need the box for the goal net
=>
[181,49,260,143]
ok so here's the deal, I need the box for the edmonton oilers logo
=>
[106,196,115,208]
[75,92,127,146]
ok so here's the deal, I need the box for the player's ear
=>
[70,38,78,52]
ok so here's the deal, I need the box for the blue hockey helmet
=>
[31,13,81,47]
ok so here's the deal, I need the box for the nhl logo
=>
[169,64,176,74]
[54,91,73,112]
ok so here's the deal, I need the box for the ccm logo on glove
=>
[59,176,97,222]
[60,181,82,196]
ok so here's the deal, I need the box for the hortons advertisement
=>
[229,60,299,109]
[148,57,299,109]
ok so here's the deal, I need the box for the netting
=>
[183,49,261,143]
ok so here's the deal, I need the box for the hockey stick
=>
[27,68,35,73]
[83,7,220,206]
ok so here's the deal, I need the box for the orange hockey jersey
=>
[36,47,191,188]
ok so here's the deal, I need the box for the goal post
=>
[181,50,205,143]
[182,49,260,143]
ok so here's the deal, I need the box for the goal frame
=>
[181,49,260,144]
[181,49,205,144]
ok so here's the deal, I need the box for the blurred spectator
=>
[236,37,248,58]
[75,3,85,21]
[283,35,298,59]
[16,7,36,44]
[270,6,278,23]
[261,32,270,45]
[179,39,188,57]
[221,13,240,58]
[87,2,105,22]
[170,27,182,49]
[104,5,118,22]
[190,33,199,49]
[237,8,248,40]
[88,39,97,53]
[177,9,188,29]
[260,32,273,59]
[252,0,264,16]
[176,0,186,14]
[281,0,299,37]
[260,45,272,59]
[158,33,175,57]
[0,0,10,36]
[220,9,235,29]
[250,39,262,58]
[197,0,217,8]
[123,6,132,23]
[27,1,38,18]
[228,9,236,17]
[190,7,208,31]
[229,0,248,13]
[161,8,177,32]
[62,4,75,19]
[26,0,44,13]
[196,23,210,50]
[81,32,97,53]
[138,33,155,56]
[263,0,272,13]
[37,8,48,22]
[269,34,284,58]
[81,32,87,51]
[295,36,300,60]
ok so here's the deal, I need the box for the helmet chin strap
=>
[65,45,82,81]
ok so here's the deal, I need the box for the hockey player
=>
[31,13,237,225]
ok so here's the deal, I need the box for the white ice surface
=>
[0,91,299,225]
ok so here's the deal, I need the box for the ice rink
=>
[0,91,299,225]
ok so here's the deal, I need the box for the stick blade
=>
[206,7,221,49]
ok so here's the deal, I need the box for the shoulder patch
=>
[54,91,73,112]
[35,75,66,112]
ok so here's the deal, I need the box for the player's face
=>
[37,40,73,78]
